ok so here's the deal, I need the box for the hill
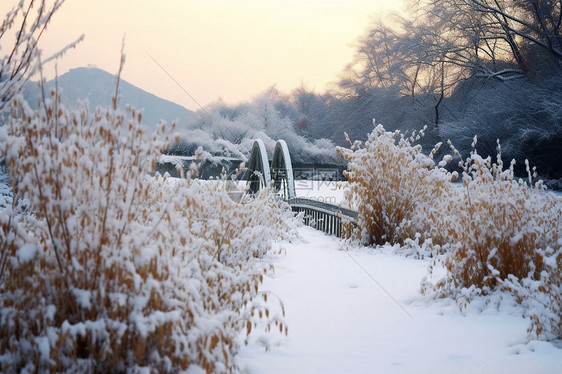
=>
[25,67,196,131]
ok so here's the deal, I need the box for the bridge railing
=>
[289,199,357,238]
[160,140,360,238]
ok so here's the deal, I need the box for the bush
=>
[503,247,562,340]
[341,123,562,340]
[422,144,562,339]
[423,141,562,340]
[426,144,560,289]
[337,123,452,245]
[0,82,295,372]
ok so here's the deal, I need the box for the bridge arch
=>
[246,139,295,200]
[271,140,295,200]
[243,138,357,238]
[247,139,271,194]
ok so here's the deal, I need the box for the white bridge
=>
[245,139,357,238]
[160,140,357,237]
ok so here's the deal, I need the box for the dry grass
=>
[504,247,562,340]
[436,176,556,288]
[340,124,562,340]
[337,123,452,246]
[428,150,562,339]
[0,74,294,372]
[423,144,559,277]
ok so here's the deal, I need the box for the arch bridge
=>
[246,139,357,238]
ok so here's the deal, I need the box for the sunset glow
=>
[1,0,403,111]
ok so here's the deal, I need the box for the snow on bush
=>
[0,81,296,372]
[423,140,562,340]
[425,141,560,288]
[336,122,453,246]
[503,247,562,340]
[340,123,562,340]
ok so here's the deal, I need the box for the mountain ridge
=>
[25,67,196,131]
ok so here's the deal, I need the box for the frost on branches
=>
[0,0,83,113]
[0,88,296,372]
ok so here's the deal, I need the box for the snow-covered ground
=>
[237,226,562,374]
[2,170,561,373]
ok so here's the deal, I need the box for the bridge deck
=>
[289,199,357,238]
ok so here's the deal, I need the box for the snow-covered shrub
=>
[340,122,562,339]
[424,142,560,290]
[0,82,295,372]
[422,140,562,339]
[503,246,562,340]
[337,122,452,245]
[141,177,295,371]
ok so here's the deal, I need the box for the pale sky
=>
[2,0,403,111]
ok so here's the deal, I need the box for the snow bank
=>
[237,227,562,373]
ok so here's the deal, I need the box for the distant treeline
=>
[172,0,562,182]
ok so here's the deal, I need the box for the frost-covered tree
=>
[439,74,562,178]
[348,0,562,97]
[180,87,338,165]
[336,0,562,179]
[289,84,334,141]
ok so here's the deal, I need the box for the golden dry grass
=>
[340,124,562,340]
[337,124,452,246]
[0,82,294,372]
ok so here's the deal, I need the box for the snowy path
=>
[237,226,562,374]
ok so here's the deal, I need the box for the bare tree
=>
[415,0,562,77]
[347,0,561,99]
[468,0,562,64]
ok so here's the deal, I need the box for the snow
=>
[71,288,92,310]
[3,144,561,372]
[236,227,562,374]
[35,337,50,363]
[16,245,37,263]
